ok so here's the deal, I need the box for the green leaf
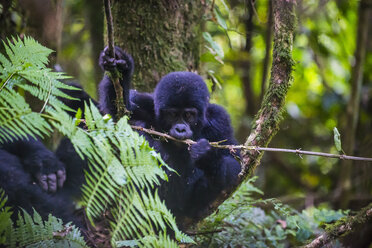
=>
[103,113,112,123]
[207,70,223,90]
[214,7,228,30]
[203,32,224,59]
[333,127,342,153]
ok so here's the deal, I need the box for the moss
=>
[324,203,372,238]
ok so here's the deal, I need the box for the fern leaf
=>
[0,36,77,114]
[47,102,193,247]
[5,210,88,248]
[3,36,52,68]
[0,89,52,143]
[0,189,12,246]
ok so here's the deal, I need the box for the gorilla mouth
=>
[169,123,193,140]
[170,132,192,140]
[169,129,192,140]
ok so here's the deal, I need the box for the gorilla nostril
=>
[176,126,185,133]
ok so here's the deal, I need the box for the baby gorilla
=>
[99,47,241,225]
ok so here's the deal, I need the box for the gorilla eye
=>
[184,110,196,122]
[164,109,177,120]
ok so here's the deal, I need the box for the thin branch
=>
[103,0,115,58]
[130,125,372,162]
[103,0,129,119]
[302,203,372,248]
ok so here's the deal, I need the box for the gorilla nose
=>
[175,124,186,133]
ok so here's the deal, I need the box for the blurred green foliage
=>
[202,0,372,206]
[195,177,348,247]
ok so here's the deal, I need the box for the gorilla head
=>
[154,72,210,140]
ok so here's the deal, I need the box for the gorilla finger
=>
[103,58,116,68]
[104,46,110,55]
[103,64,116,72]
[116,59,128,70]
[47,174,57,193]
[57,170,66,188]
[36,173,48,192]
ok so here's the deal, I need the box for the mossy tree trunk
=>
[111,0,206,91]
[303,203,372,248]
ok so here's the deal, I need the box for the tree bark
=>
[111,0,206,91]
[85,0,104,88]
[335,0,371,208]
[18,0,63,65]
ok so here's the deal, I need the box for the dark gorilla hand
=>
[190,138,212,161]
[25,154,66,193]
[99,46,133,73]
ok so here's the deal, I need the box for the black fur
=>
[98,47,241,223]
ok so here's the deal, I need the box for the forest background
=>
[1,0,372,247]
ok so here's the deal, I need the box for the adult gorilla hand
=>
[23,154,66,193]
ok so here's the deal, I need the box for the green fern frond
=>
[47,103,193,247]
[0,36,192,247]
[115,232,179,248]
[5,210,88,248]
[140,232,179,247]
[0,89,52,143]
[2,36,52,69]
[0,36,80,143]
[0,36,77,111]
[0,189,12,246]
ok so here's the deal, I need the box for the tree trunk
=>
[335,0,371,208]
[85,0,104,88]
[303,203,372,248]
[19,0,63,65]
[111,0,206,91]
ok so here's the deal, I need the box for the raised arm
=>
[98,46,135,118]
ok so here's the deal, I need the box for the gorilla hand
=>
[23,153,66,193]
[99,46,133,73]
[190,138,212,162]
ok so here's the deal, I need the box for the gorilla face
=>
[161,107,198,140]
